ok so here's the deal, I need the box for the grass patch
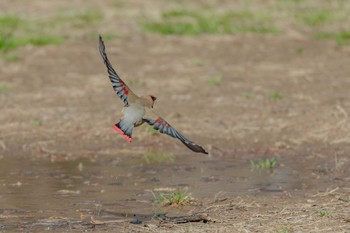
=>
[0,84,11,93]
[277,227,292,233]
[297,9,334,26]
[0,36,25,52]
[0,35,63,52]
[0,9,103,55]
[128,79,142,86]
[315,31,350,45]
[0,15,25,52]
[3,53,21,62]
[143,151,174,164]
[268,91,284,100]
[153,189,193,206]
[318,210,330,217]
[0,15,22,29]
[99,33,117,41]
[206,74,222,86]
[0,14,64,53]
[250,158,277,172]
[76,10,103,23]
[27,36,63,46]
[30,119,42,126]
[142,9,280,35]
[294,47,303,55]
[142,125,159,135]
[189,58,206,66]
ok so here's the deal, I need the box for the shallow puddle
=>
[0,151,340,231]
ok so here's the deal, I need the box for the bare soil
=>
[1,1,350,232]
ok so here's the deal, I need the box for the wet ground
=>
[1,148,349,232]
[1,0,350,232]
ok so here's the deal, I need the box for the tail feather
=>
[114,120,133,142]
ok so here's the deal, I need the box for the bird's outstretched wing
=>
[99,35,136,106]
[143,117,208,154]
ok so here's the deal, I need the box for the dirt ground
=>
[1,0,350,232]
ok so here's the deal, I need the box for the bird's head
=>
[141,94,157,108]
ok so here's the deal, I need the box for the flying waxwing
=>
[98,35,208,154]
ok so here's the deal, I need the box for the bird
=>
[98,35,208,154]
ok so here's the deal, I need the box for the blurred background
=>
[1,0,350,149]
[0,0,350,231]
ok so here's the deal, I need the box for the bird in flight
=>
[98,35,208,154]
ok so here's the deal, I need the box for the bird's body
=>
[99,35,208,154]
[122,103,145,126]
[114,104,143,141]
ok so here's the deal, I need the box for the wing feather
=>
[143,117,208,154]
[99,35,136,106]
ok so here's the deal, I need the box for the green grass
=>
[99,33,117,41]
[142,9,280,35]
[3,53,21,62]
[76,10,103,23]
[277,227,292,233]
[268,91,284,100]
[0,84,11,93]
[142,125,159,135]
[315,31,350,45]
[0,9,103,55]
[30,119,42,126]
[250,158,277,172]
[0,14,63,53]
[0,34,63,52]
[28,36,63,46]
[128,79,142,86]
[0,15,22,29]
[153,189,193,206]
[189,58,206,66]
[143,151,174,164]
[318,210,330,217]
[0,15,25,52]
[294,47,303,55]
[297,9,334,26]
[206,74,222,86]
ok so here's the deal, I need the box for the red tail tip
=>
[113,125,132,142]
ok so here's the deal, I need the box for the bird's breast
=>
[123,104,145,125]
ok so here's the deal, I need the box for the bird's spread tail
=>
[113,120,133,142]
